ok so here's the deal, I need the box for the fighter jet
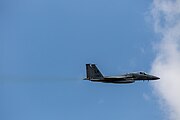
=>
[84,64,160,84]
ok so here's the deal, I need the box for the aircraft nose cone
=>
[153,76,160,80]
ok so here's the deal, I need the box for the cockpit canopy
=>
[139,71,147,75]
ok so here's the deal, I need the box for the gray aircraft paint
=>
[84,64,160,84]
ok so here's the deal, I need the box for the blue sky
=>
[0,0,163,120]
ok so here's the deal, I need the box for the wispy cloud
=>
[143,93,151,101]
[150,0,180,120]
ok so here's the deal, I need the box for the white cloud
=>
[150,0,180,120]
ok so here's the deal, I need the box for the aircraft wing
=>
[105,75,133,79]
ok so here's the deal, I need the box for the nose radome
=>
[153,76,160,80]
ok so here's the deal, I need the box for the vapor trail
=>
[150,0,180,120]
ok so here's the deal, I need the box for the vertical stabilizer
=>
[86,64,92,79]
[85,64,104,80]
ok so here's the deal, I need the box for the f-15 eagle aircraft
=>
[84,64,160,84]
